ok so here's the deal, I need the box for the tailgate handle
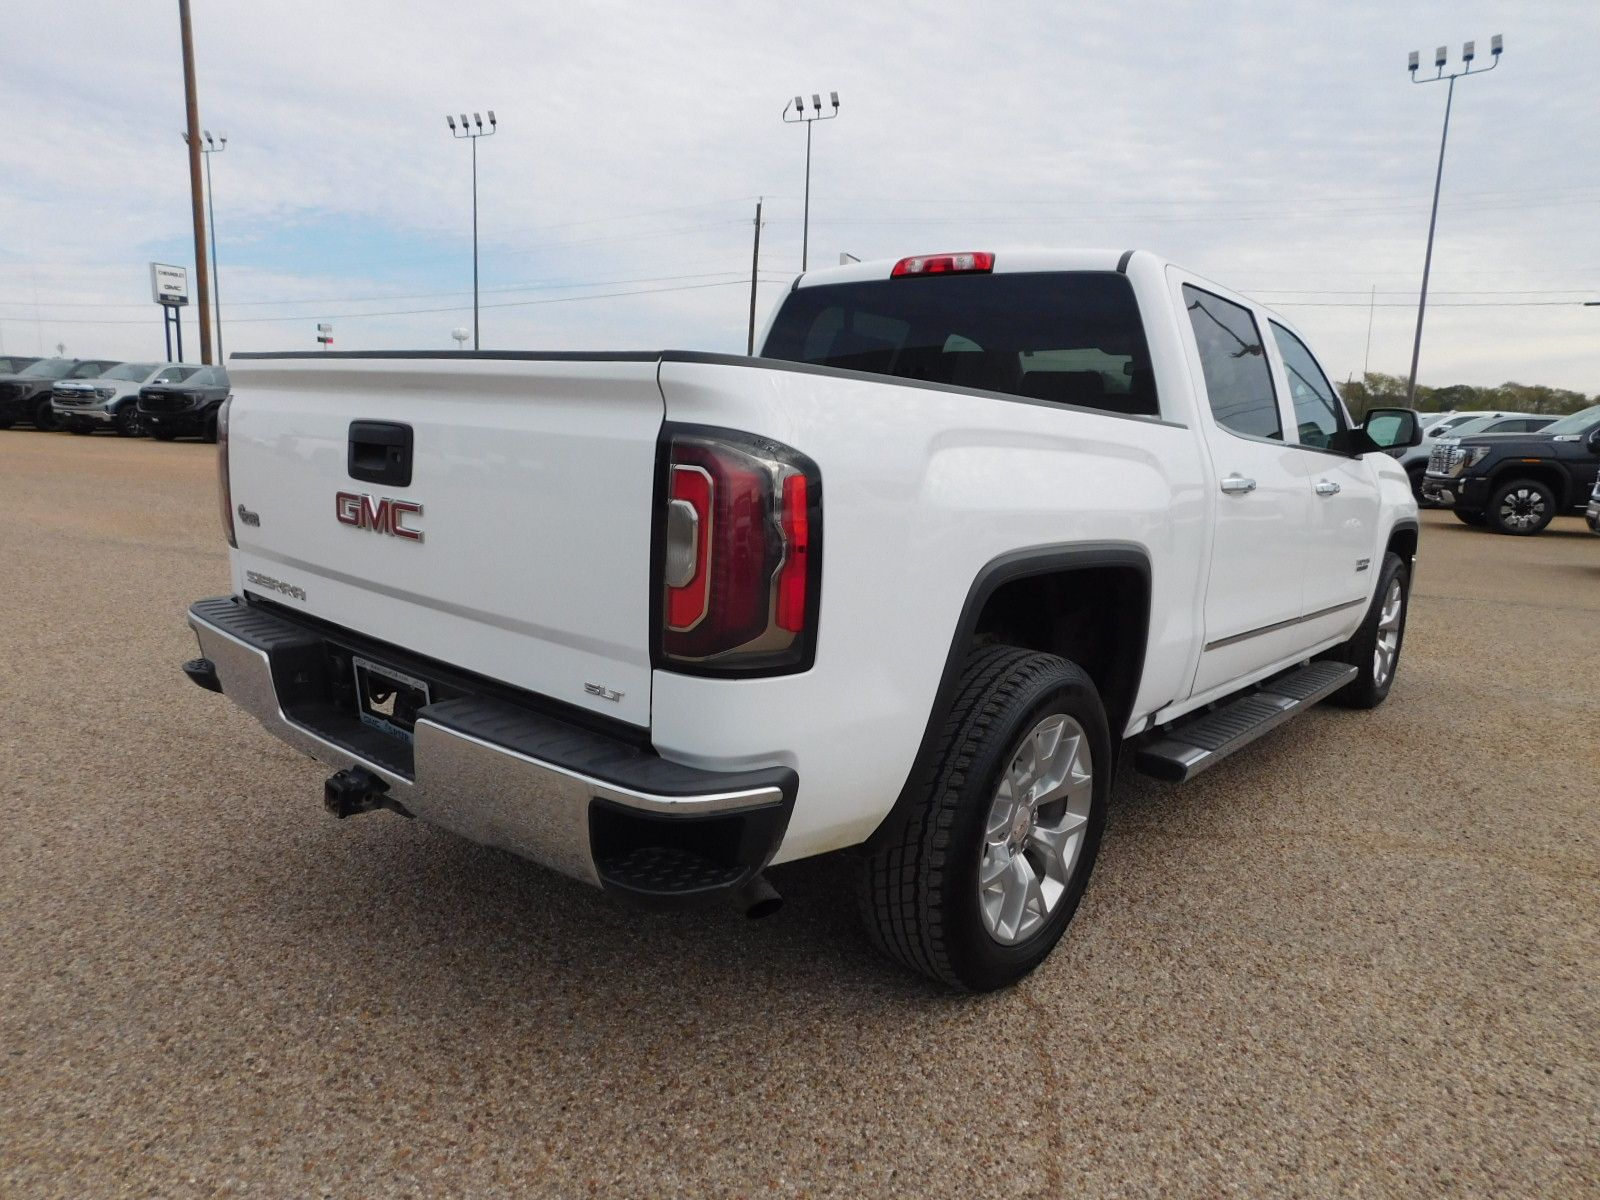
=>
[348,421,413,487]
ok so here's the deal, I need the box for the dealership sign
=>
[149,262,189,307]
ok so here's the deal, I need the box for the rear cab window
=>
[762,271,1161,419]
[1181,285,1281,441]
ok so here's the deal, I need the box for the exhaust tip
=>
[731,874,783,920]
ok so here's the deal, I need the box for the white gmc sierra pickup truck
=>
[184,249,1422,990]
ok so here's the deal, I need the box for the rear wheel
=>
[1487,478,1557,536]
[858,645,1110,991]
[1325,551,1409,709]
[32,399,60,431]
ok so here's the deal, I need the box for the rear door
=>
[225,355,665,726]
[1171,273,1310,697]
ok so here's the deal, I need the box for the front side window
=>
[1182,285,1280,440]
[1269,323,1345,450]
[763,271,1161,418]
[152,365,199,384]
[67,361,116,379]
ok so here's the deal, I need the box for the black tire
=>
[32,399,60,432]
[66,423,94,436]
[1452,509,1487,527]
[858,645,1111,991]
[0,419,14,430]
[202,410,219,444]
[1486,478,1557,536]
[114,404,145,438]
[1324,551,1409,710]
[1406,463,1426,502]
[150,428,178,442]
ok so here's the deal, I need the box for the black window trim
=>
[1267,319,1358,459]
[1181,283,1284,445]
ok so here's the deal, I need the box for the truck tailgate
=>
[225,356,663,726]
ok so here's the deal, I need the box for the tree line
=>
[1342,372,1596,419]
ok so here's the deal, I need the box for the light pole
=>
[447,110,497,351]
[782,91,840,270]
[184,129,227,360]
[1404,34,1502,404]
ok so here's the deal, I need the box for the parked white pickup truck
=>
[184,249,1422,990]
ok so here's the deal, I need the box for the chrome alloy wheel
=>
[978,713,1094,945]
[1498,486,1548,532]
[1373,577,1404,688]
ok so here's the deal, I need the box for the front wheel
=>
[114,405,146,437]
[858,646,1111,991]
[66,423,94,436]
[32,399,60,431]
[1487,478,1557,536]
[1325,551,1409,709]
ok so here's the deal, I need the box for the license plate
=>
[351,655,431,743]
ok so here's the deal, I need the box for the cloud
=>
[1,0,1596,391]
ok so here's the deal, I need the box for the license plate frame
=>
[351,654,432,744]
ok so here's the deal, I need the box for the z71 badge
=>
[336,492,424,542]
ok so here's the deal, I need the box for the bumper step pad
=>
[1135,660,1357,783]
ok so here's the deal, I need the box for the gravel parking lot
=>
[2,431,1596,1198]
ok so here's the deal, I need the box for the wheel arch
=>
[1386,518,1419,566]
[866,542,1151,849]
[1487,461,1570,507]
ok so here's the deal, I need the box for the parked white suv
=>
[53,361,199,436]
[181,248,1421,989]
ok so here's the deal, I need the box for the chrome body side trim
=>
[1204,596,1366,652]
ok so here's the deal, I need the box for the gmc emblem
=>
[336,491,424,542]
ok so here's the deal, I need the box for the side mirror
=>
[1361,407,1423,450]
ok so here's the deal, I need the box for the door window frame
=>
[1175,280,1291,449]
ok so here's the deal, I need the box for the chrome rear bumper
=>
[187,597,793,899]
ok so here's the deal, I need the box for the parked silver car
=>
[52,362,199,437]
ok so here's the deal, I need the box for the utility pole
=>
[177,0,213,364]
[747,198,763,355]
[1403,34,1502,404]
[447,110,497,350]
[1362,284,1376,380]
[184,130,227,360]
[782,92,840,270]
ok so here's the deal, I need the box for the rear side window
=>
[1269,322,1346,450]
[1182,285,1280,440]
[762,271,1160,418]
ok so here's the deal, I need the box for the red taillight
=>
[217,396,236,548]
[775,474,809,632]
[891,251,994,278]
[659,430,820,674]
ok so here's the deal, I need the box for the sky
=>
[1,1,1597,394]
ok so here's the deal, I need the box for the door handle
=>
[1220,475,1257,495]
[1314,479,1341,496]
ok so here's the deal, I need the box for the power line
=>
[0,269,776,311]
[19,278,785,326]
